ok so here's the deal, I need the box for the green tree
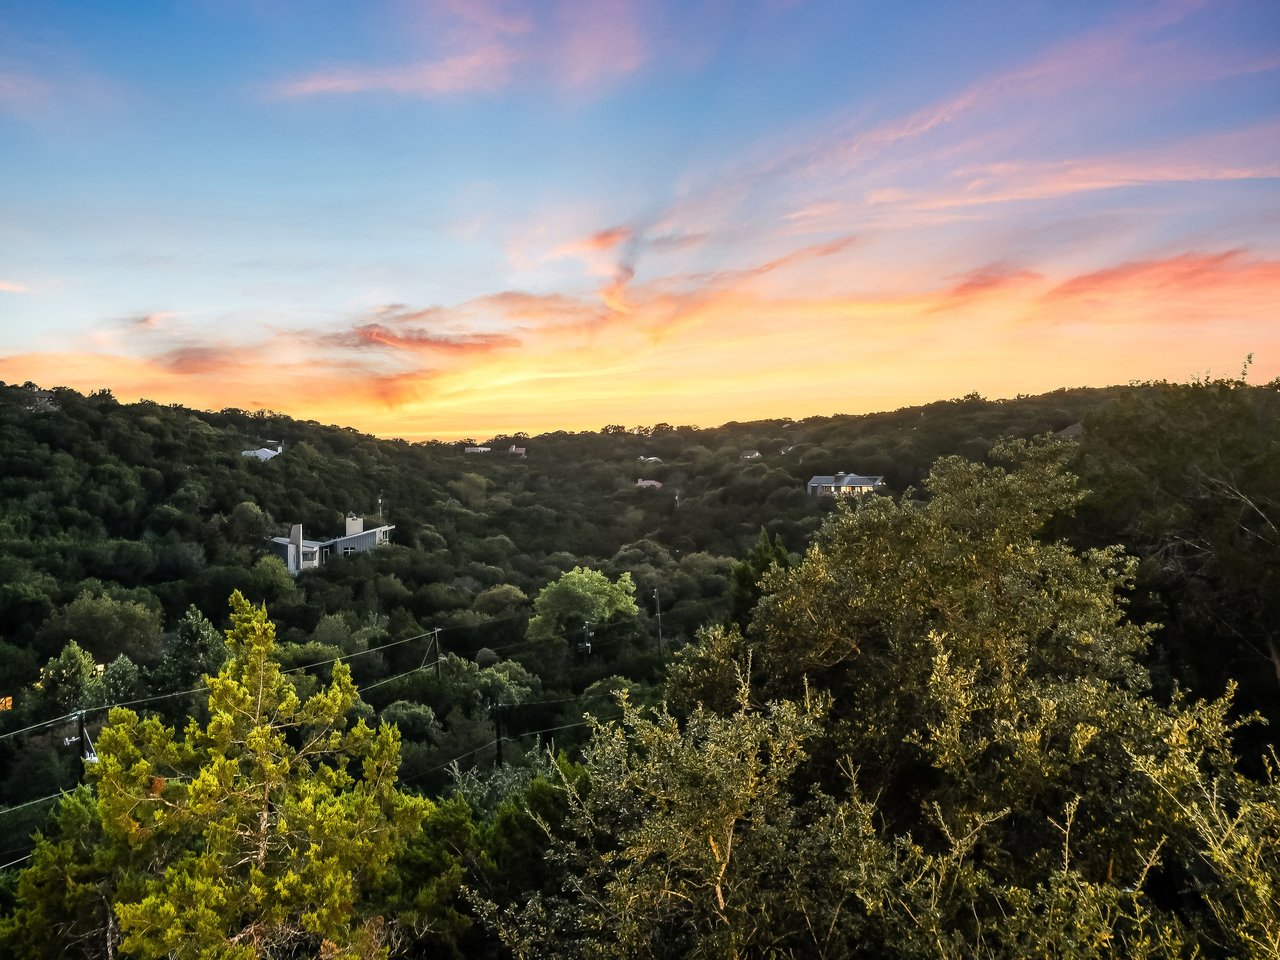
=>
[724,527,792,632]
[527,567,638,645]
[36,640,102,712]
[154,606,226,692]
[535,440,1274,958]
[37,591,164,665]
[7,592,429,959]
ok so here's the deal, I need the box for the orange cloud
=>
[327,323,520,354]
[581,225,633,251]
[1044,250,1280,309]
[0,280,31,293]
[5,236,1277,442]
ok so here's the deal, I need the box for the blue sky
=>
[2,0,1278,437]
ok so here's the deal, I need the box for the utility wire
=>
[0,853,33,872]
[0,606,622,746]
[0,790,68,817]
[406,719,593,783]
[0,626,446,743]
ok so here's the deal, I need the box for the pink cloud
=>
[0,280,31,293]
[1044,249,1280,307]
[579,225,634,252]
[119,311,175,330]
[276,0,651,99]
[327,323,520,354]
[279,46,516,98]
[553,0,648,90]
[0,71,48,112]
[945,262,1042,300]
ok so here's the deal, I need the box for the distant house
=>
[637,456,663,464]
[464,446,492,454]
[269,514,395,575]
[242,441,283,461]
[508,444,527,457]
[22,387,57,413]
[740,450,762,460]
[807,472,885,497]
[635,479,664,489]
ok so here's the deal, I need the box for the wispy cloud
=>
[0,71,49,113]
[278,46,517,98]
[1044,249,1280,308]
[324,323,520,354]
[118,312,175,330]
[0,280,32,294]
[276,0,652,100]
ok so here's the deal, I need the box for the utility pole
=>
[580,620,594,657]
[493,703,503,765]
[432,628,442,679]
[653,588,664,658]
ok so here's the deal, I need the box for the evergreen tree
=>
[3,592,429,959]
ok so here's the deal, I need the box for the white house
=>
[242,441,283,461]
[807,472,885,497]
[635,479,664,489]
[464,446,492,454]
[269,514,395,575]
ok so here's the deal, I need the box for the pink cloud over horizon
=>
[6,235,1278,440]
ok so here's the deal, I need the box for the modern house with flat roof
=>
[270,514,394,575]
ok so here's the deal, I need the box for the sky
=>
[1,0,1278,440]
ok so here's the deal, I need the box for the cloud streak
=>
[276,0,652,99]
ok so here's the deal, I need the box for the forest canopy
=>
[0,375,1277,957]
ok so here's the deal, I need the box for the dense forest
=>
[0,374,1276,958]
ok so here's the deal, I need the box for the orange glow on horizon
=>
[3,248,1277,441]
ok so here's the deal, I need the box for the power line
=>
[0,712,79,743]
[0,853,33,872]
[0,607,608,747]
[0,790,68,817]
[406,719,593,783]
[0,627,446,744]
[357,657,444,692]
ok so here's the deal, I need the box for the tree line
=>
[0,373,1276,956]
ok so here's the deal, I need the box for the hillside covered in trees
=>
[0,375,1277,958]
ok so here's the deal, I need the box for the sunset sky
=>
[2,0,1278,440]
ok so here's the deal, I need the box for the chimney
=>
[290,524,303,574]
[345,514,364,536]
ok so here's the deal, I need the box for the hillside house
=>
[464,446,492,454]
[269,514,394,575]
[740,450,762,460]
[242,441,283,461]
[22,387,58,413]
[635,479,664,489]
[509,444,527,457]
[807,472,885,497]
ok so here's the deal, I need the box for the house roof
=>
[808,474,884,486]
[271,523,395,551]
